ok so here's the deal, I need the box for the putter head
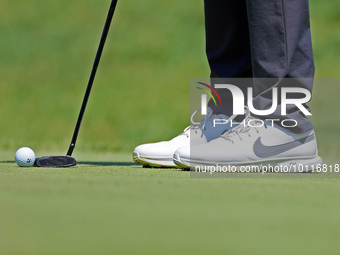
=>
[34,156,77,168]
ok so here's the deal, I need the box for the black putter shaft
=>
[67,0,118,156]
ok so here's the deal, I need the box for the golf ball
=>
[15,147,36,167]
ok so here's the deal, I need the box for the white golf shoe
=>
[133,108,232,167]
[173,108,323,172]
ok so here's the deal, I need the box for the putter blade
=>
[34,156,77,168]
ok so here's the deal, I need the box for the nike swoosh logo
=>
[253,133,315,157]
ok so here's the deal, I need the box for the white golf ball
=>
[15,147,36,167]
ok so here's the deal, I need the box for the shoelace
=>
[221,106,267,143]
[180,107,225,138]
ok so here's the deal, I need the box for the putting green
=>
[0,0,339,253]
[1,151,340,255]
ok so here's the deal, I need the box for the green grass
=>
[0,0,340,254]
[1,152,340,255]
[0,0,206,152]
[0,0,339,153]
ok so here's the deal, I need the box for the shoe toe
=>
[133,142,179,167]
[174,146,190,159]
[134,142,174,158]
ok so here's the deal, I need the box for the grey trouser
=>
[205,0,314,133]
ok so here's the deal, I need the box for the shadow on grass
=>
[78,162,184,171]
[1,161,184,170]
[0,160,137,166]
[78,161,138,166]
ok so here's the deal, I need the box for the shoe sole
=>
[133,151,178,168]
[173,153,324,173]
